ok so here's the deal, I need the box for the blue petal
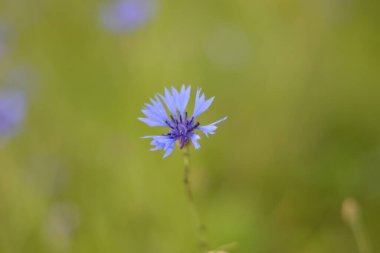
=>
[198,116,227,137]
[189,133,201,149]
[159,85,191,118]
[192,89,215,118]
[142,135,176,158]
[163,141,175,158]
[159,88,177,117]
[178,85,191,117]
[138,95,169,127]
[138,117,161,127]
[171,86,180,112]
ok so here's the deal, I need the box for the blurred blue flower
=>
[0,89,26,138]
[100,0,156,32]
[139,85,227,158]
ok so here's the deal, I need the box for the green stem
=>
[351,220,372,253]
[342,198,372,253]
[183,146,209,252]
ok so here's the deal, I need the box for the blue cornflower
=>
[100,0,156,33]
[0,89,26,138]
[139,85,227,158]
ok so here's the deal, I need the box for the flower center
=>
[164,112,200,149]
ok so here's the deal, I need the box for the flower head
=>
[100,0,156,33]
[139,85,227,157]
[0,89,26,138]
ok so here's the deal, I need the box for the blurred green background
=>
[0,0,379,252]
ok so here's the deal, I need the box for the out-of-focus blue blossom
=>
[0,89,26,138]
[139,85,227,158]
[100,0,156,32]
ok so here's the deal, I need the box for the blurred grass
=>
[0,0,380,252]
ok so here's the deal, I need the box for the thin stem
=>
[352,223,372,253]
[183,146,209,252]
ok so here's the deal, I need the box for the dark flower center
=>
[164,112,200,149]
